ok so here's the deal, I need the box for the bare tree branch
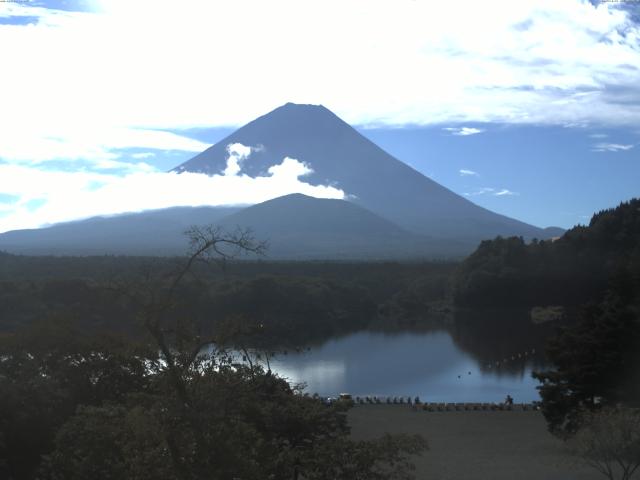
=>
[571,407,640,480]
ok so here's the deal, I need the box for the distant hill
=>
[542,226,566,238]
[0,102,566,259]
[0,206,240,256]
[217,193,466,259]
[175,102,560,242]
[0,195,470,259]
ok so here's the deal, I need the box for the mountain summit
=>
[0,103,560,259]
[175,103,551,243]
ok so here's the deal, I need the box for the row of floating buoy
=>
[417,402,541,412]
[338,396,541,412]
[485,348,536,369]
[354,396,421,405]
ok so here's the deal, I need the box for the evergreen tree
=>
[533,293,640,437]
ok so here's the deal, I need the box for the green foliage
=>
[0,228,428,480]
[533,294,640,437]
[453,198,640,308]
[208,275,376,348]
[376,272,451,327]
[0,320,153,480]
[453,199,640,437]
[0,319,426,480]
[0,258,454,348]
[41,404,168,480]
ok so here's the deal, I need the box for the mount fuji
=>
[0,103,562,258]
[175,103,558,242]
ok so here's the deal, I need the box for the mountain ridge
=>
[0,195,469,259]
[0,103,565,258]
[215,193,465,259]
[175,102,556,241]
[0,206,240,256]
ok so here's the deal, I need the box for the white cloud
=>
[0,0,638,168]
[459,169,478,176]
[131,152,156,159]
[94,160,156,172]
[444,127,485,136]
[494,189,518,196]
[222,143,252,176]
[0,0,638,230]
[464,187,495,196]
[464,187,518,197]
[0,126,211,164]
[0,144,346,233]
[592,142,635,152]
[589,133,608,139]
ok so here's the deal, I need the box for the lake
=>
[268,328,547,403]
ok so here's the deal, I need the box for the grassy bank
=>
[348,405,600,480]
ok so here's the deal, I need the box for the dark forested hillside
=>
[453,198,640,308]
[452,199,640,436]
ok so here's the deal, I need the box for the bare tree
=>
[571,407,640,480]
[109,225,266,480]
[52,225,426,480]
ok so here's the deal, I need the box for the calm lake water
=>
[268,329,546,403]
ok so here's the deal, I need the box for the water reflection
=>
[450,308,551,376]
[269,326,547,403]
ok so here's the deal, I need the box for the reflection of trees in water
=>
[448,308,558,377]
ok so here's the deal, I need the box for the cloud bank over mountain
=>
[0,144,345,233]
[1,1,639,231]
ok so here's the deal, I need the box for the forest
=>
[1,228,433,480]
[453,199,640,309]
[0,253,454,347]
[453,199,640,437]
[1,200,640,478]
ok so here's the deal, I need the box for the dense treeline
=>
[453,199,640,436]
[534,287,640,437]
[0,229,428,480]
[453,198,640,308]
[0,254,454,347]
[207,275,375,348]
[0,252,454,286]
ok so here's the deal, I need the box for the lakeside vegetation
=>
[453,199,640,440]
[1,199,639,478]
[0,254,455,346]
[453,199,640,309]
[0,229,430,480]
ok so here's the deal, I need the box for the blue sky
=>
[0,0,638,232]
[361,124,640,228]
